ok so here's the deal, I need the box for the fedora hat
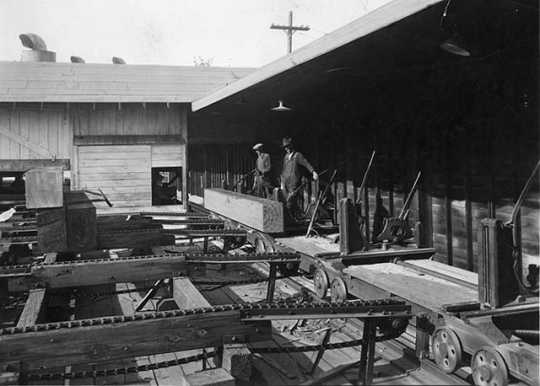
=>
[281,137,293,148]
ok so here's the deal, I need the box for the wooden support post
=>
[358,319,377,386]
[266,263,277,302]
[16,288,46,327]
[179,368,235,386]
[339,198,366,255]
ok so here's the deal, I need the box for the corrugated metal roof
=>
[0,62,255,103]
[192,0,442,111]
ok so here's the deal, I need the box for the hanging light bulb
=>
[271,100,292,111]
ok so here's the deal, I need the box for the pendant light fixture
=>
[271,100,292,111]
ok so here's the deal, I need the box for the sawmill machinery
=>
[429,160,540,386]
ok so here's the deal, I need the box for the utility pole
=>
[270,11,310,54]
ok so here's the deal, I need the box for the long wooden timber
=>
[4,252,301,290]
[204,189,284,233]
[0,298,411,373]
[0,309,271,370]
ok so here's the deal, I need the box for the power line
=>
[270,11,310,54]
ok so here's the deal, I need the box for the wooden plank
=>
[344,263,477,312]
[74,135,185,146]
[405,259,478,286]
[0,159,70,172]
[16,288,46,327]
[24,167,64,209]
[0,310,270,370]
[173,277,212,308]
[180,368,235,386]
[204,188,284,233]
[12,255,188,290]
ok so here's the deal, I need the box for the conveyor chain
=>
[0,299,410,336]
[0,251,300,274]
[25,332,406,382]
[25,351,217,381]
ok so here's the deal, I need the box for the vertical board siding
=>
[0,104,71,160]
[77,145,151,207]
[71,104,187,137]
[188,117,538,275]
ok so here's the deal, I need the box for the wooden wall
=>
[0,102,189,208]
[71,103,188,208]
[0,103,71,171]
[188,38,539,274]
[71,103,187,137]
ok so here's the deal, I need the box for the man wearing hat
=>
[280,137,318,221]
[252,143,272,198]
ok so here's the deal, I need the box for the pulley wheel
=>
[330,277,347,303]
[471,347,509,386]
[313,268,329,298]
[432,327,463,373]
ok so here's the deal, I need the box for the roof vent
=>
[112,56,126,64]
[70,56,85,63]
[19,33,56,62]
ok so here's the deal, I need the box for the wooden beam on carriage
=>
[203,189,284,233]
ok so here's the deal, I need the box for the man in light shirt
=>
[252,143,272,198]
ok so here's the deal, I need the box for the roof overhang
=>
[192,0,442,112]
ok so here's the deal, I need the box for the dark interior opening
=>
[151,167,182,206]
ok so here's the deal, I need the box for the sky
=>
[0,0,392,68]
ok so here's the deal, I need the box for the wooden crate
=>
[25,167,64,209]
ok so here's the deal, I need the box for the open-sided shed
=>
[188,0,539,271]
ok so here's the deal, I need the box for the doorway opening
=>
[151,167,182,206]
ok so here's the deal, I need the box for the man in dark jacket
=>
[280,137,318,221]
[252,143,272,198]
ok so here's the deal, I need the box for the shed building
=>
[0,61,254,208]
[189,0,539,273]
